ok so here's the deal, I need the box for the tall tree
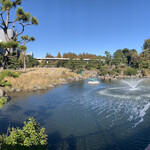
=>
[57,52,61,58]
[0,0,38,70]
[112,49,124,67]
[105,51,111,65]
[19,35,35,71]
[143,38,150,56]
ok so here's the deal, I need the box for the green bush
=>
[0,97,7,105]
[124,68,137,76]
[0,70,20,87]
[0,97,7,108]
[0,117,48,150]
[101,69,108,75]
[108,70,116,75]
[0,70,20,78]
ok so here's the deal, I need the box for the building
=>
[0,29,34,57]
[0,29,17,53]
[27,52,34,58]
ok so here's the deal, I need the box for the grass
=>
[4,68,80,91]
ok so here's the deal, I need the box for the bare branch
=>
[24,23,32,27]
[13,22,24,40]
[0,10,6,28]
[0,52,4,57]
[0,25,4,29]
[13,22,32,40]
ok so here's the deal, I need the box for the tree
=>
[143,38,150,53]
[19,35,35,71]
[105,51,111,65]
[75,57,85,72]
[0,0,38,70]
[57,52,61,58]
[65,58,76,72]
[26,55,40,68]
[45,53,54,58]
[112,49,124,67]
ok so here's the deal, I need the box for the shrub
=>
[0,70,20,78]
[0,97,7,108]
[124,68,137,76]
[0,117,48,150]
[101,69,108,76]
[108,70,116,75]
[0,70,20,87]
[0,97,7,105]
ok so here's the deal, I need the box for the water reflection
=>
[0,80,150,150]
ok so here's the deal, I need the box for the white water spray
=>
[122,79,144,90]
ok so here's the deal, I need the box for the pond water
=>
[0,79,150,150]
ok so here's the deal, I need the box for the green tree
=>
[105,51,111,65]
[19,35,35,71]
[26,56,40,68]
[143,38,150,53]
[0,0,38,70]
[75,57,85,72]
[112,49,124,67]
[65,58,76,72]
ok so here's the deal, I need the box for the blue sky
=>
[12,0,150,57]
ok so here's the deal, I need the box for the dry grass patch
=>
[5,68,79,91]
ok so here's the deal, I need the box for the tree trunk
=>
[1,56,7,70]
[23,52,26,71]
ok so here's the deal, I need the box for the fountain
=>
[121,79,145,90]
[99,78,150,127]
[99,78,148,100]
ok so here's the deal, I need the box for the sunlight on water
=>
[98,78,150,127]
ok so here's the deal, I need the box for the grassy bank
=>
[4,68,81,92]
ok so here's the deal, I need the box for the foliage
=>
[0,0,38,70]
[0,97,8,108]
[0,41,18,49]
[0,97,7,105]
[56,60,67,67]
[57,52,61,58]
[105,51,112,65]
[100,69,108,76]
[65,58,76,72]
[0,117,47,150]
[26,56,40,68]
[108,69,116,76]
[124,68,137,76]
[45,53,54,58]
[0,70,20,87]
[6,52,20,69]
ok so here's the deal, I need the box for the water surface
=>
[0,80,150,150]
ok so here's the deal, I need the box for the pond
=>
[0,79,150,150]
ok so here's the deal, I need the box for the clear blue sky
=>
[16,0,150,58]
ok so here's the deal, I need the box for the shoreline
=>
[2,68,149,95]
[3,68,89,93]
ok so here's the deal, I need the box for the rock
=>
[33,84,38,91]
[67,77,74,81]
[0,88,5,97]
[5,96,11,101]
[59,78,67,82]
[9,88,15,92]
[47,84,54,88]
[16,89,21,92]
